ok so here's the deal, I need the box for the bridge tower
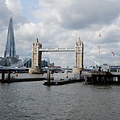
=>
[75,38,84,69]
[29,39,42,74]
[73,38,84,73]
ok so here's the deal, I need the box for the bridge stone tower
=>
[29,39,42,74]
[75,38,84,69]
[73,38,84,73]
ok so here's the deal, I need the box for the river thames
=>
[0,73,120,120]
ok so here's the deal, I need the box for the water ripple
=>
[0,74,120,120]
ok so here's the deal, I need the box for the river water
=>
[0,73,120,120]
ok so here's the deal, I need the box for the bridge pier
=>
[72,68,83,73]
[29,68,41,74]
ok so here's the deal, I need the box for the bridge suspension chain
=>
[84,52,101,67]
[10,52,32,68]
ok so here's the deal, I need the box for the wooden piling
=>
[47,70,50,86]
[80,70,82,80]
[8,69,10,83]
[2,70,4,83]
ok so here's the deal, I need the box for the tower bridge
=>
[1,17,101,76]
[29,38,84,74]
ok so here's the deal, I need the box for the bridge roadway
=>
[39,48,75,52]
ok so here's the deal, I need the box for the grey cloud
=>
[1,0,120,66]
[0,0,12,31]
[59,0,120,29]
[39,0,120,30]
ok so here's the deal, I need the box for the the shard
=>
[4,17,16,58]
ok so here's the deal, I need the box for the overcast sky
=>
[0,0,120,68]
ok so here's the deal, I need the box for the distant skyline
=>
[0,0,120,67]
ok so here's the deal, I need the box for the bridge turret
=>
[29,38,42,74]
[73,38,84,74]
[75,38,84,69]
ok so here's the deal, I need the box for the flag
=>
[99,33,101,37]
[111,51,115,56]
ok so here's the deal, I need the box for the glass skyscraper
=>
[4,17,16,58]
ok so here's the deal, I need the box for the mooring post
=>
[2,70,5,83]
[47,70,50,86]
[8,69,10,83]
[80,70,82,80]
